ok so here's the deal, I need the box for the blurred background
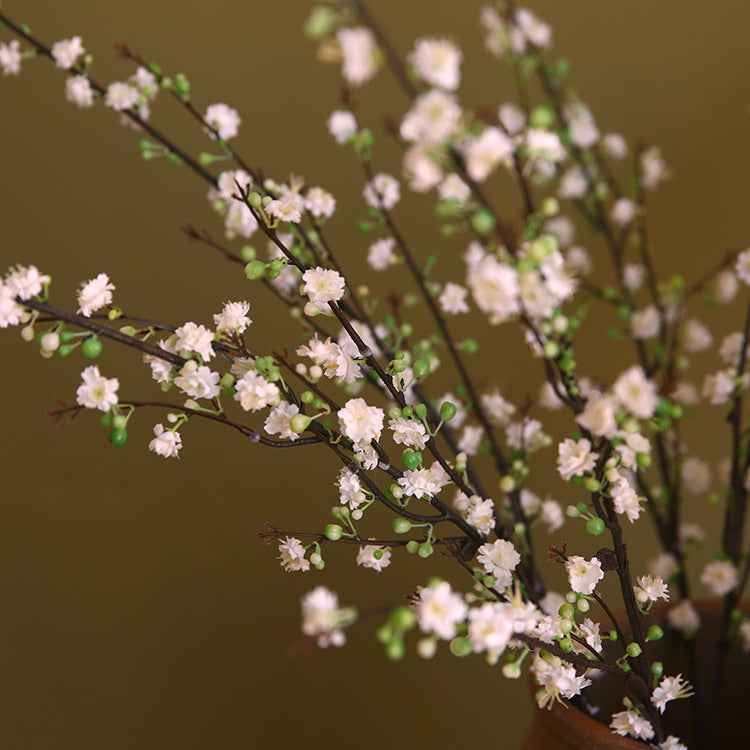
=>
[0,1,748,747]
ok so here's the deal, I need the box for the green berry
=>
[392,518,412,534]
[112,415,128,430]
[389,606,417,630]
[646,625,664,642]
[402,450,422,470]
[439,401,457,422]
[107,428,128,447]
[324,524,343,541]
[81,337,102,358]
[385,638,405,661]
[626,642,642,658]
[244,260,266,280]
[412,358,430,379]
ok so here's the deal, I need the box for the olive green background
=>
[0,1,748,748]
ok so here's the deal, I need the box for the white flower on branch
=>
[76,273,115,317]
[336,27,379,86]
[51,36,85,69]
[204,102,240,141]
[557,438,598,481]
[234,370,280,412]
[173,362,220,400]
[565,555,604,595]
[278,537,310,573]
[356,545,391,572]
[416,581,467,640]
[0,39,21,75]
[104,81,139,111]
[476,539,520,589]
[75,365,119,412]
[65,76,94,108]
[700,560,738,596]
[148,423,182,459]
[609,709,654,741]
[338,398,384,444]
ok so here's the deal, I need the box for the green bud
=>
[220,373,235,389]
[417,542,433,558]
[449,636,472,657]
[651,661,664,678]
[401,406,413,418]
[392,518,412,534]
[405,540,420,554]
[240,245,256,262]
[174,72,190,96]
[412,358,430,379]
[385,638,406,661]
[576,502,589,515]
[626,642,642,658]
[324,524,343,541]
[558,603,575,620]
[112,414,128,430]
[402,450,422,470]
[100,413,113,427]
[357,221,372,233]
[439,401,457,422]
[119,326,137,337]
[388,407,402,419]
[435,198,463,218]
[414,404,427,420]
[458,338,479,354]
[559,637,573,653]
[390,606,417,630]
[107,427,128,447]
[244,260,266,280]
[576,598,590,613]
[58,343,76,358]
[81,336,102,358]
[646,625,664,642]
[198,152,215,166]
[470,207,496,235]
[289,414,312,433]
[586,517,606,536]
[529,103,555,129]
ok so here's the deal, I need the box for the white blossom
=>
[416,581,467,640]
[278,537,310,572]
[356,545,391,571]
[51,36,85,69]
[337,27,379,85]
[463,127,513,182]
[213,301,251,333]
[338,398,384,444]
[76,273,115,317]
[234,370,280,411]
[610,709,654,741]
[409,38,462,91]
[173,363,221,400]
[105,81,139,111]
[612,365,658,420]
[75,365,119,411]
[327,110,358,144]
[0,40,21,75]
[65,76,94,107]
[363,173,400,211]
[557,438,598,481]
[204,102,241,140]
[565,555,604,595]
[476,539,520,589]
[174,322,214,361]
[700,559,738,596]
[148,424,182,458]
[264,402,301,441]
